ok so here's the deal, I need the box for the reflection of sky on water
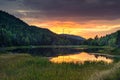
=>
[50,52,113,64]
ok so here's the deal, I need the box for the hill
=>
[0,10,69,46]
[0,10,85,47]
[85,30,120,46]
[97,30,120,46]
[60,34,85,45]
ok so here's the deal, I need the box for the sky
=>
[0,0,120,39]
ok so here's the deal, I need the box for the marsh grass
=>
[0,54,119,80]
[89,62,120,80]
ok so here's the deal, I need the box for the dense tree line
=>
[85,31,120,47]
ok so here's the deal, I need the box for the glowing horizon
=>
[1,0,120,39]
[24,20,120,39]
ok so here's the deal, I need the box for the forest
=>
[0,10,120,47]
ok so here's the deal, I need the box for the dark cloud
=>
[6,0,17,1]
[1,0,120,21]
[22,0,120,20]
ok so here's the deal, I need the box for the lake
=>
[6,47,103,56]
[5,47,114,64]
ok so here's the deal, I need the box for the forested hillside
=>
[97,31,120,46]
[0,11,70,47]
[0,11,85,47]
[85,30,120,46]
[60,34,85,45]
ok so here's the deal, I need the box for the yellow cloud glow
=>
[21,17,120,39]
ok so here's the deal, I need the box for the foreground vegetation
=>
[0,54,120,80]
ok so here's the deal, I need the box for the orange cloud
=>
[21,18,120,39]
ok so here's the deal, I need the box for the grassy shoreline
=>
[0,45,113,50]
[1,54,120,80]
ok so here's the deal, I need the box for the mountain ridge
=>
[0,10,85,47]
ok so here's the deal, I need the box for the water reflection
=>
[7,48,84,57]
[50,52,113,64]
[7,47,103,57]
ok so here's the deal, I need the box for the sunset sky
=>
[0,0,120,39]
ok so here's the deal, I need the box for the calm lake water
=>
[7,47,103,56]
[6,47,113,64]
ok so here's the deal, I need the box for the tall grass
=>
[0,54,119,80]
[89,62,120,80]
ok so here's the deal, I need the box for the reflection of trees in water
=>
[8,48,83,57]
[8,48,103,57]
[83,48,103,53]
